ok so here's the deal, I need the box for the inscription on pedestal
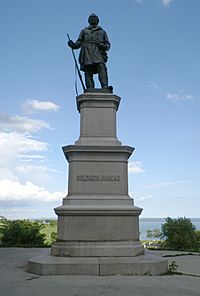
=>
[77,175,120,182]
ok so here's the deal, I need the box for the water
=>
[139,218,200,240]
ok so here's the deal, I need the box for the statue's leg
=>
[97,63,108,88]
[85,68,95,89]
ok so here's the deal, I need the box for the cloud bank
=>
[0,99,65,218]
[128,161,145,174]
[135,0,174,7]
[162,0,173,7]
[22,99,60,114]
[166,93,194,102]
[0,180,63,202]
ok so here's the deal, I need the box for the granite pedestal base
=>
[51,202,144,257]
[27,252,168,276]
[27,91,168,275]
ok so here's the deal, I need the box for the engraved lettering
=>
[77,175,120,182]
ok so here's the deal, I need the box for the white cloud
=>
[128,161,145,174]
[0,132,47,167]
[0,207,38,220]
[17,165,59,174]
[145,181,175,189]
[144,180,189,189]
[0,113,50,133]
[22,99,60,114]
[138,195,155,201]
[135,0,173,7]
[0,132,63,204]
[0,179,65,202]
[0,101,64,218]
[0,207,37,214]
[17,165,48,174]
[16,165,60,186]
[148,81,159,88]
[162,0,173,7]
[17,154,46,162]
[0,131,56,189]
[166,93,194,102]
[0,168,17,181]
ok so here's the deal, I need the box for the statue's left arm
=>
[103,31,111,51]
[98,31,110,51]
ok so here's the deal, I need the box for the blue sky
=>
[0,0,199,219]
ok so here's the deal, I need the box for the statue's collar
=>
[86,25,102,31]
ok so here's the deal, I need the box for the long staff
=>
[67,33,86,92]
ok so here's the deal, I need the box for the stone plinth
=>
[27,90,168,275]
[28,252,168,276]
[63,145,133,197]
[75,92,121,146]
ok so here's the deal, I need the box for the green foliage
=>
[0,216,7,242]
[160,217,199,251]
[146,229,153,239]
[153,228,162,238]
[146,228,161,240]
[44,219,57,227]
[50,231,57,245]
[40,220,57,246]
[168,261,178,273]
[49,220,57,227]
[0,219,46,247]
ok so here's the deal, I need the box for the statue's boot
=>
[85,72,95,89]
[97,63,109,88]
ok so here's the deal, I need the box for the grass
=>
[40,221,57,245]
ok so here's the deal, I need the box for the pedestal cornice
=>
[63,145,134,158]
[76,92,121,113]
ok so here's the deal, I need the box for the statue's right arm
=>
[68,30,84,49]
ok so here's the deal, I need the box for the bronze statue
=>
[68,14,111,90]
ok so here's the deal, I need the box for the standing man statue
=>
[68,14,112,90]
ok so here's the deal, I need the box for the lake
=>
[139,218,200,240]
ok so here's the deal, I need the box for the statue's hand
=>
[68,40,75,48]
[98,43,107,50]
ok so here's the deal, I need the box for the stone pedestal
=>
[27,90,168,275]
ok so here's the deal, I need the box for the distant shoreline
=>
[139,218,200,240]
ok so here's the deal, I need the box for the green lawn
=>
[40,221,57,245]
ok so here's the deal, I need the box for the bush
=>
[0,216,7,242]
[195,230,200,250]
[160,217,199,251]
[50,231,57,245]
[44,219,57,226]
[146,228,161,240]
[0,219,46,247]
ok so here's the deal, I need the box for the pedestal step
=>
[55,205,142,242]
[27,251,168,276]
[51,241,144,257]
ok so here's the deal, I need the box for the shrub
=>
[50,231,57,245]
[195,230,200,251]
[169,261,178,273]
[146,228,161,240]
[0,216,7,242]
[160,217,199,251]
[1,219,46,247]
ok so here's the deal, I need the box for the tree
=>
[146,229,153,239]
[152,228,161,239]
[146,228,161,240]
[1,219,46,247]
[160,217,198,251]
[0,216,7,243]
[195,230,200,251]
